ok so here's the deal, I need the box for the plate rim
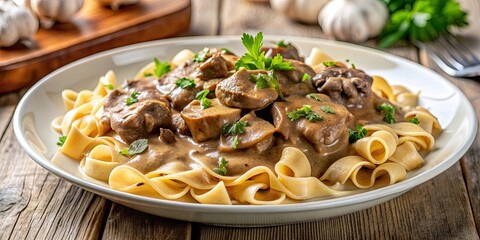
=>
[13,35,479,215]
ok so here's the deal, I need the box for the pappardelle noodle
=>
[52,33,441,205]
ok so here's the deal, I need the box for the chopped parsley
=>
[307,93,322,101]
[221,47,233,55]
[287,105,324,122]
[322,61,337,67]
[302,73,311,82]
[321,106,335,114]
[213,157,228,176]
[348,124,368,143]
[193,48,210,63]
[57,136,67,147]
[153,58,171,78]
[104,84,114,90]
[143,72,153,77]
[222,120,249,149]
[126,91,139,105]
[346,59,356,69]
[276,40,288,47]
[249,71,285,100]
[175,77,196,89]
[119,138,148,157]
[195,89,212,109]
[377,103,396,124]
[235,32,294,71]
[409,117,420,125]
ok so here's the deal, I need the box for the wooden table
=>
[1,0,479,239]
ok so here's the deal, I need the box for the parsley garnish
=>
[195,89,212,109]
[409,117,420,125]
[104,84,114,90]
[143,73,153,77]
[377,103,396,124]
[307,93,322,101]
[302,73,310,82]
[175,77,196,89]
[348,124,368,143]
[57,136,67,147]
[213,157,228,176]
[321,106,335,114]
[153,58,171,78]
[119,138,148,157]
[126,91,139,105]
[249,71,285,100]
[222,120,249,149]
[235,32,294,71]
[287,105,324,122]
[193,48,210,63]
[322,61,337,67]
[276,40,288,47]
[221,47,233,55]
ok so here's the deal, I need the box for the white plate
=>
[13,36,478,226]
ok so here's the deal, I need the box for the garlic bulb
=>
[17,0,84,29]
[95,0,140,11]
[270,0,330,24]
[319,0,388,42]
[0,0,38,47]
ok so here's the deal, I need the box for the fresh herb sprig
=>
[222,120,249,149]
[276,40,289,48]
[195,89,212,109]
[409,117,420,125]
[119,139,148,157]
[213,157,228,176]
[175,77,196,89]
[193,48,210,63]
[302,73,311,82]
[287,105,324,122]
[322,61,337,67]
[57,136,67,147]
[104,84,114,90]
[377,103,396,124]
[307,94,322,101]
[249,72,285,101]
[321,106,335,114]
[348,124,368,143]
[378,0,468,48]
[152,58,171,78]
[126,91,139,105]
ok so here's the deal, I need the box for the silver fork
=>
[414,32,480,77]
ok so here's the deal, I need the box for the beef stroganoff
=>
[52,33,441,204]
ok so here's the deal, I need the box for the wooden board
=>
[0,0,191,93]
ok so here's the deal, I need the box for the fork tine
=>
[429,38,465,70]
[435,35,471,68]
[442,33,480,66]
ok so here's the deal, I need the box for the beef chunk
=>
[261,43,303,61]
[216,68,278,110]
[312,66,373,107]
[271,94,353,153]
[159,128,176,144]
[172,113,190,136]
[220,112,276,152]
[195,53,233,80]
[103,89,172,143]
[180,98,241,142]
[275,59,316,96]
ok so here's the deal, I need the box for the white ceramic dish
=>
[13,36,478,226]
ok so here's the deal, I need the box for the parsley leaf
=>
[348,124,368,143]
[302,73,311,82]
[153,58,171,78]
[235,32,294,71]
[195,89,212,109]
[175,77,196,89]
[222,120,249,149]
[57,136,67,147]
[378,0,468,48]
[321,106,335,114]
[104,84,114,90]
[276,40,288,47]
[287,105,324,122]
[323,61,337,67]
[409,117,420,125]
[221,47,233,55]
[249,71,285,100]
[213,157,228,176]
[377,103,396,124]
[307,93,322,101]
[144,73,153,77]
[126,91,139,106]
[193,48,210,63]
[119,138,148,157]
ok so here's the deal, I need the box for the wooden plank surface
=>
[0,0,479,239]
